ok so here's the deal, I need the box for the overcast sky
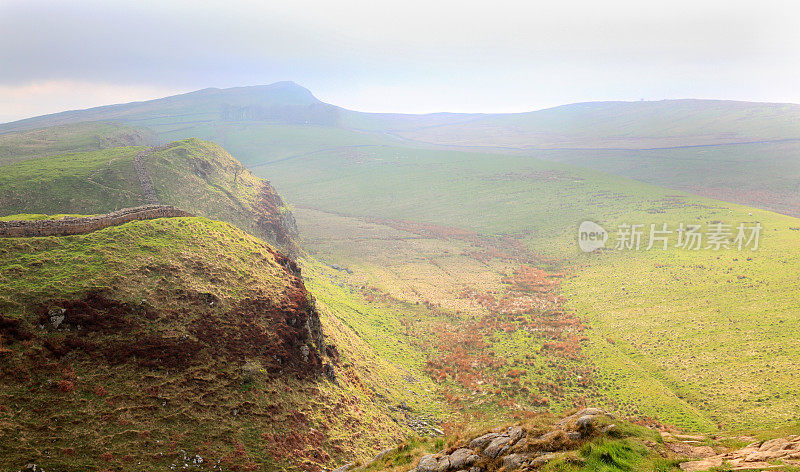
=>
[1,0,799,123]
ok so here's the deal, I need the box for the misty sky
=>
[1,0,799,123]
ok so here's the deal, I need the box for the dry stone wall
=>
[134,148,159,204]
[0,205,193,237]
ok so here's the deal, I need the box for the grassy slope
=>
[389,100,800,148]
[523,142,800,218]
[259,145,800,433]
[0,121,156,165]
[0,216,444,471]
[0,137,296,249]
[0,146,145,215]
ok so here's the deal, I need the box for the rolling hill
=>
[0,138,448,471]
[2,83,800,220]
[0,135,298,252]
[3,84,800,471]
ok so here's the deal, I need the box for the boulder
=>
[470,432,500,450]
[484,436,512,458]
[418,455,440,472]
[448,448,478,470]
[574,415,596,430]
[758,438,790,452]
[555,408,611,427]
[507,426,525,443]
[529,453,556,468]
[501,453,530,470]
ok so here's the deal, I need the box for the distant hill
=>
[0,121,157,165]
[3,82,800,216]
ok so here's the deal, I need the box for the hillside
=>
[0,214,445,471]
[0,216,325,470]
[0,136,451,471]
[0,137,298,251]
[3,87,800,471]
[0,121,157,165]
[261,144,800,433]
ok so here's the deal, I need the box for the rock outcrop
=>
[680,436,800,471]
[413,408,616,472]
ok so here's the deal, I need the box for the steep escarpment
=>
[0,216,335,471]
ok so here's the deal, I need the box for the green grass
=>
[0,137,296,249]
[0,121,155,165]
[0,146,145,215]
[541,438,678,472]
[0,216,443,471]
[258,144,800,433]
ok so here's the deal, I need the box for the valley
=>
[1,85,799,472]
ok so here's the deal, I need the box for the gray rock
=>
[418,455,440,472]
[555,408,611,427]
[501,453,530,470]
[529,453,556,467]
[484,436,511,458]
[448,448,479,469]
[435,457,451,472]
[470,432,500,450]
[48,307,66,329]
[508,425,525,443]
[575,415,597,434]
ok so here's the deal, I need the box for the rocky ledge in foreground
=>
[414,408,616,472]
[679,436,800,472]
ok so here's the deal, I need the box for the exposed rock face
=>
[680,435,800,472]
[254,180,299,251]
[413,408,616,472]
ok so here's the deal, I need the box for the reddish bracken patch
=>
[56,380,75,393]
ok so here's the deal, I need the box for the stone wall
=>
[0,205,193,238]
[133,148,159,205]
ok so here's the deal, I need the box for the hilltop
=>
[0,215,334,470]
[0,135,298,251]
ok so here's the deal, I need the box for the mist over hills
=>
[4,81,799,146]
[4,81,800,219]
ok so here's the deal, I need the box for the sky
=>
[1,0,799,123]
